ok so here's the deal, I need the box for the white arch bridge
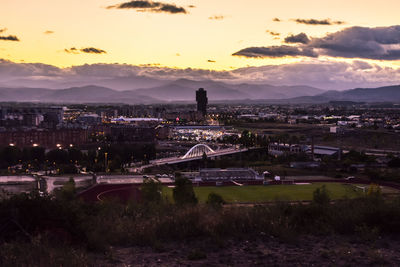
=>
[182,144,216,159]
[132,144,249,171]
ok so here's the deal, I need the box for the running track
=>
[77,178,400,203]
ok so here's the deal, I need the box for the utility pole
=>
[104,152,108,172]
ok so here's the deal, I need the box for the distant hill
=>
[1,81,399,104]
[0,78,325,103]
[132,79,324,101]
[0,75,165,91]
[134,79,249,101]
[0,86,159,104]
[285,85,400,103]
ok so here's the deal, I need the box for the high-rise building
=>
[196,88,208,116]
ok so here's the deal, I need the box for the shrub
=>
[141,178,162,204]
[206,192,225,208]
[172,177,198,205]
[55,177,76,201]
[388,157,400,168]
[312,185,330,205]
[187,249,207,260]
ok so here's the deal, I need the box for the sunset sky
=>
[1,0,400,89]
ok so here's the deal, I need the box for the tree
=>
[202,152,208,168]
[240,130,256,147]
[46,149,69,164]
[206,192,225,209]
[55,177,76,201]
[173,177,197,205]
[141,178,162,204]
[388,157,400,168]
[312,185,330,205]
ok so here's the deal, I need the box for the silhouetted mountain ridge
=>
[287,85,400,103]
[0,82,399,104]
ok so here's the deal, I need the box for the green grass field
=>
[162,183,398,203]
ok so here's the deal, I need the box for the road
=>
[130,147,249,172]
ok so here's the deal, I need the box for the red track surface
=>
[78,184,141,203]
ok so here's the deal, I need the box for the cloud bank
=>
[234,25,400,60]
[0,59,399,90]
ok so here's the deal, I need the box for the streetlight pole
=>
[104,152,108,172]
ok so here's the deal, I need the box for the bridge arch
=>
[182,144,215,159]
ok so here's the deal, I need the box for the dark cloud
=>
[44,30,54,34]
[108,1,187,14]
[266,30,280,36]
[159,4,186,14]
[294,18,345,25]
[311,25,400,60]
[233,45,317,58]
[209,15,224,20]
[0,35,19,41]
[118,0,156,8]
[207,59,216,63]
[272,18,281,22]
[284,33,310,44]
[64,47,106,54]
[0,28,7,33]
[64,47,79,54]
[80,47,107,54]
[233,25,400,60]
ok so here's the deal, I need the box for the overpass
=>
[133,144,248,172]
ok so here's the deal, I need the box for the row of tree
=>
[0,143,156,173]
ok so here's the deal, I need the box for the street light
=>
[104,152,108,172]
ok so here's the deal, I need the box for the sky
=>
[1,0,400,90]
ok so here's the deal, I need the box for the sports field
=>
[162,183,399,203]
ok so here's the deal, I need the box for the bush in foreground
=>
[1,185,400,264]
[173,177,198,205]
[206,192,226,209]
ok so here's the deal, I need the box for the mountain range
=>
[285,85,400,104]
[0,78,399,104]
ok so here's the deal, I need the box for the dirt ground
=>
[95,235,400,266]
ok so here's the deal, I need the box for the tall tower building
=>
[196,88,208,116]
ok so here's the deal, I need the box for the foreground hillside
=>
[1,182,400,266]
[98,236,400,266]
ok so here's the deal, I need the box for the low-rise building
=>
[195,168,262,181]
[268,143,308,156]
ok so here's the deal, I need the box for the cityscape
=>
[1,0,400,265]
